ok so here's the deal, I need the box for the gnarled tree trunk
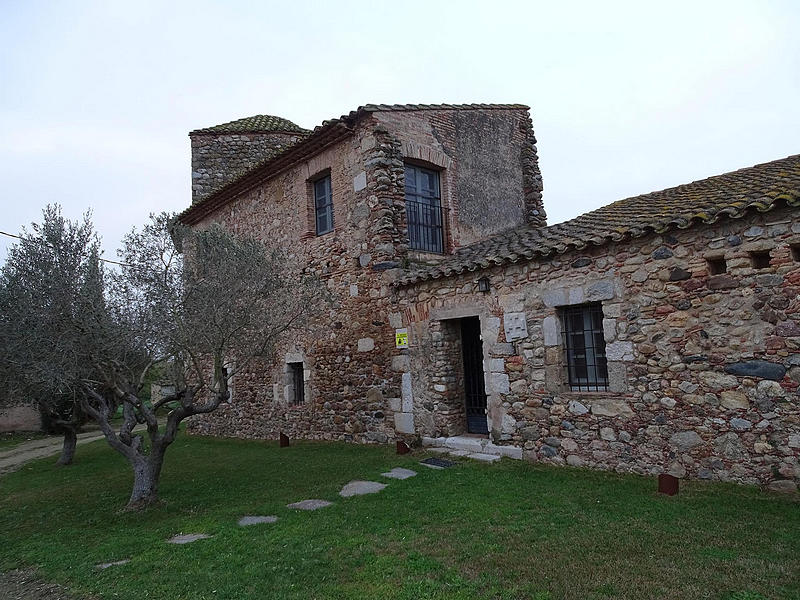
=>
[127,449,165,510]
[56,428,77,466]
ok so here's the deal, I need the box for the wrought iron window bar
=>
[561,303,609,392]
[406,199,446,254]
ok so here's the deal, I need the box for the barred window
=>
[405,164,444,253]
[561,303,608,392]
[314,175,333,235]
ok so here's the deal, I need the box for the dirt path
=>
[0,425,150,476]
[0,570,87,600]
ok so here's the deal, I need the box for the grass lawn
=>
[0,435,798,600]
[0,430,50,451]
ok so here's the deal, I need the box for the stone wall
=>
[372,107,545,251]
[186,106,547,445]
[190,131,305,204]
[0,391,40,432]
[186,120,400,443]
[392,207,800,488]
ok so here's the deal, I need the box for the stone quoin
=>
[178,103,800,491]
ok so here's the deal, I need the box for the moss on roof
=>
[190,115,309,135]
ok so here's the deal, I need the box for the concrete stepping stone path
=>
[287,499,333,510]
[167,533,213,544]
[339,480,387,497]
[238,515,278,526]
[381,467,417,480]
[95,559,130,569]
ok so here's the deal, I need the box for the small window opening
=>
[220,364,234,402]
[561,303,609,392]
[790,245,800,262]
[707,257,727,275]
[313,175,333,235]
[749,250,771,270]
[288,362,305,406]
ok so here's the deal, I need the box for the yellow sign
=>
[395,328,409,349]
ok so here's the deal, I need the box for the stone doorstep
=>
[448,449,471,457]
[467,453,502,463]
[423,435,523,460]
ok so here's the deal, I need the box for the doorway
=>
[460,317,488,434]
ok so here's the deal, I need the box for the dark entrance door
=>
[461,317,488,434]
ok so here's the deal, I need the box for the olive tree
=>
[79,213,327,509]
[0,206,102,465]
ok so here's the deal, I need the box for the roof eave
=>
[393,194,800,287]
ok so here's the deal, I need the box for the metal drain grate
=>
[420,457,457,469]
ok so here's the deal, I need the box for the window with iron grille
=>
[561,303,609,392]
[404,164,444,253]
[313,175,333,235]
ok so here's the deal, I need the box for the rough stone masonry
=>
[178,103,800,491]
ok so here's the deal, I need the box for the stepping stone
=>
[467,452,501,463]
[339,480,387,497]
[238,515,278,526]
[95,559,130,569]
[167,533,212,544]
[448,450,471,457]
[381,467,417,480]
[287,499,333,510]
[420,457,457,469]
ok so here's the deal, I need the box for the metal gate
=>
[460,317,488,434]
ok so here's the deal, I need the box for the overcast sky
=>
[1,0,798,261]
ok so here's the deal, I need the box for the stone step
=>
[422,435,522,460]
[467,453,502,463]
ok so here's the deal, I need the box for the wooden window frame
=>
[313,173,334,236]
[404,163,445,254]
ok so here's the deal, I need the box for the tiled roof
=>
[396,154,800,286]
[190,114,309,135]
[179,103,529,225]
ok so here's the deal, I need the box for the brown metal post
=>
[658,473,679,495]
[280,432,290,448]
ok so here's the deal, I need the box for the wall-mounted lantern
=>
[477,277,490,293]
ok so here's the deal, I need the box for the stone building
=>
[178,103,799,490]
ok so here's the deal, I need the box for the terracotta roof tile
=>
[190,114,309,135]
[396,154,800,286]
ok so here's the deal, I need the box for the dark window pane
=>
[404,164,443,252]
[405,167,417,191]
[313,175,333,235]
[562,302,608,391]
